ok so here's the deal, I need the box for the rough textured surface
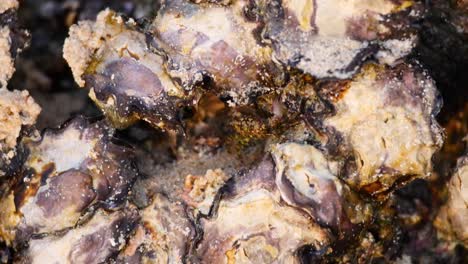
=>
[0,1,18,16]
[251,0,420,78]
[0,27,15,88]
[195,157,331,263]
[63,0,427,130]
[0,2,37,181]
[321,63,443,195]
[435,154,468,247]
[0,88,40,181]
[0,89,40,150]
[0,117,139,251]
[0,0,467,263]
[23,208,139,264]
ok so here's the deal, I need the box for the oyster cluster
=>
[0,0,465,263]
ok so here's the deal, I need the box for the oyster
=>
[195,157,331,263]
[21,207,139,264]
[0,0,464,262]
[271,143,372,235]
[0,117,138,245]
[317,63,443,195]
[64,10,182,130]
[151,0,284,102]
[117,193,195,264]
[245,0,420,78]
[435,154,468,247]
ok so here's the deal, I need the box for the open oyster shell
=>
[244,0,421,78]
[117,193,195,264]
[151,0,284,102]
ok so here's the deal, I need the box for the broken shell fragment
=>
[319,63,443,195]
[0,117,138,245]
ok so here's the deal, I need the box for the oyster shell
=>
[195,157,331,263]
[271,142,372,235]
[246,0,421,78]
[21,207,139,264]
[318,63,443,195]
[151,0,284,102]
[117,193,195,264]
[63,0,426,130]
[64,10,182,130]
[0,0,459,262]
[0,117,138,245]
[435,154,468,247]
